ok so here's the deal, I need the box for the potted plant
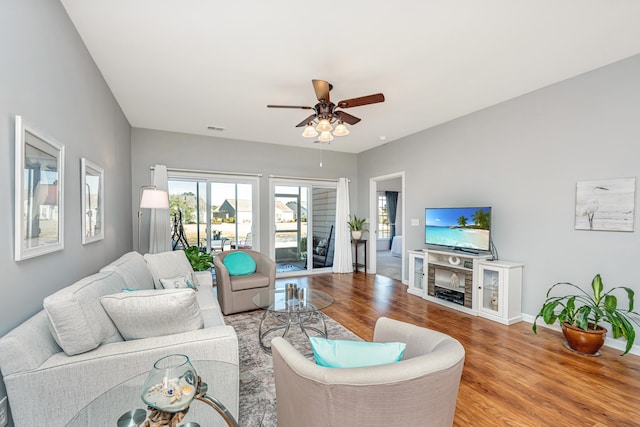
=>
[183,246,213,271]
[533,274,639,355]
[347,214,367,240]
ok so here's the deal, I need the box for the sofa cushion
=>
[144,251,194,289]
[100,289,204,340]
[309,337,406,368]
[100,251,155,290]
[43,271,124,356]
[159,274,197,290]
[223,252,257,276]
[230,272,270,291]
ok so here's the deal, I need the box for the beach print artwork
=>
[575,178,635,232]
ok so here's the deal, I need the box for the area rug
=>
[224,310,361,426]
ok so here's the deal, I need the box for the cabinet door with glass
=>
[477,260,524,325]
[408,251,425,297]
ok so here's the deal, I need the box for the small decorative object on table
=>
[139,354,238,427]
[141,354,198,426]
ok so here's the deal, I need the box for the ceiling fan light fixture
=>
[302,124,318,138]
[316,119,332,132]
[318,131,334,142]
[332,121,349,136]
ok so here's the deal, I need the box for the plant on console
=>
[347,214,367,231]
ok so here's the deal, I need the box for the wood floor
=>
[277,273,640,427]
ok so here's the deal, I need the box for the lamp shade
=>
[333,122,349,136]
[302,124,319,138]
[318,131,334,142]
[140,188,169,209]
[315,119,332,132]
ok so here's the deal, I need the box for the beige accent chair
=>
[271,317,465,427]
[213,249,276,315]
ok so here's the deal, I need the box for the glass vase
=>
[141,354,198,413]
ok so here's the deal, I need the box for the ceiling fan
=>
[267,79,385,141]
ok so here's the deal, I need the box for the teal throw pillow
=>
[223,252,257,276]
[309,337,406,368]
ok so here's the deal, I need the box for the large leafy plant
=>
[533,274,639,355]
[183,246,213,272]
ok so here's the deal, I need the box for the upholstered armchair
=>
[213,249,276,315]
[271,317,465,427]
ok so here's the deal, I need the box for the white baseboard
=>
[521,313,640,356]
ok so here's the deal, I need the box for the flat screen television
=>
[425,207,491,252]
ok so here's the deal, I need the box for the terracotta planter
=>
[561,322,607,355]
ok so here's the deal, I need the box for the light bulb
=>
[315,119,332,132]
[302,124,318,138]
[318,131,334,142]
[332,122,349,136]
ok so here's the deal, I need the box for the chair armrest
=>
[252,252,276,283]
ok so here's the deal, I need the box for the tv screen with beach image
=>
[425,207,491,251]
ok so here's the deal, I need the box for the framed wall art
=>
[14,116,65,260]
[575,177,635,232]
[81,158,104,244]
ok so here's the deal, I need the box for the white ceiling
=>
[60,0,640,153]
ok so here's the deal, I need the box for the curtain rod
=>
[269,174,349,182]
[150,166,262,178]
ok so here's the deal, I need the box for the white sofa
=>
[0,251,238,427]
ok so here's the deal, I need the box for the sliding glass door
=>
[167,172,258,253]
[271,180,337,275]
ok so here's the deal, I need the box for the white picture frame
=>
[14,116,65,260]
[575,177,636,232]
[81,158,104,244]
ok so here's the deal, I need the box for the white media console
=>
[408,248,524,324]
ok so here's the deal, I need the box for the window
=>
[378,193,390,239]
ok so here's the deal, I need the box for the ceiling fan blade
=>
[334,110,361,125]
[337,93,385,108]
[267,104,314,109]
[295,114,318,127]
[312,79,332,103]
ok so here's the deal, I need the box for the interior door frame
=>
[369,171,406,283]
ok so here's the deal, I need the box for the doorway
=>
[369,172,405,282]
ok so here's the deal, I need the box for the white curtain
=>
[333,177,353,273]
[149,164,170,254]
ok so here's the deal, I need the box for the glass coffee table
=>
[66,360,241,427]
[252,285,334,355]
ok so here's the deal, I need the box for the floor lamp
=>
[138,186,169,252]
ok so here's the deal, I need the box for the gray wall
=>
[131,128,358,255]
[0,0,132,409]
[358,54,640,323]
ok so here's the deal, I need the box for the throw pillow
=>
[100,289,203,340]
[309,337,406,368]
[159,275,196,290]
[223,252,257,276]
[43,271,124,356]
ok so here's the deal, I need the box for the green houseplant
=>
[183,246,213,272]
[347,214,367,240]
[533,274,639,355]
